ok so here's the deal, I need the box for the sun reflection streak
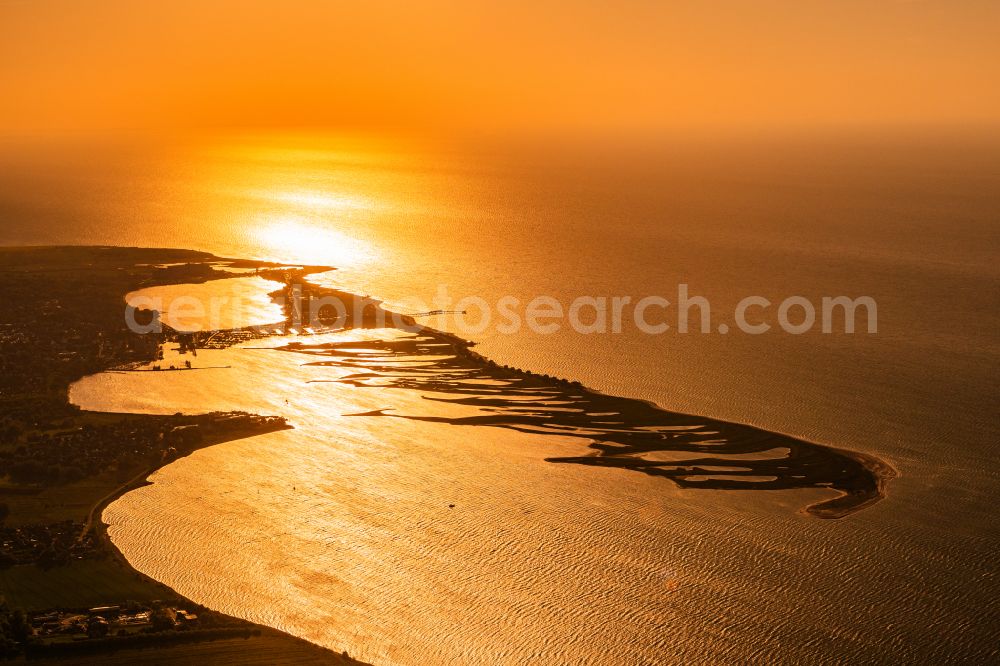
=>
[253,216,375,268]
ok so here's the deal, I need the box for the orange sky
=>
[1,0,998,135]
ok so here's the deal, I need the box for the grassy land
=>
[0,411,167,527]
[0,468,143,527]
[0,559,167,610]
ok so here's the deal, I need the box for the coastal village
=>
[0,250,294,569]
[0,411,286,569]
[3,596,280,659]
[31,603,199,640]
[0,248,360,663]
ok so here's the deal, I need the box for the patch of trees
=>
[0,605,29,658]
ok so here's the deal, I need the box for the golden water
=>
[4,131,997,661]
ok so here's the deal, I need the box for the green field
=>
[0,468,143,527]
[0,559,166,610]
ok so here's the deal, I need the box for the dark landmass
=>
[0,246,365,663]
[218,261,894,517]
[0,244,894,661]
[282,331,895,519]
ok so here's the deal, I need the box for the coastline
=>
[85,414,293,574]
[803,446,898,519]
[2,245,895,661]
[0,246,368,663]
[72,417,365,665]
[284,322,896,519]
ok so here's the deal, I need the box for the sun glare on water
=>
[254,215,375,269]
[244,182,379,267]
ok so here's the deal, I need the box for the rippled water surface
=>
[5,132,999,662]
[62,332,911,663]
